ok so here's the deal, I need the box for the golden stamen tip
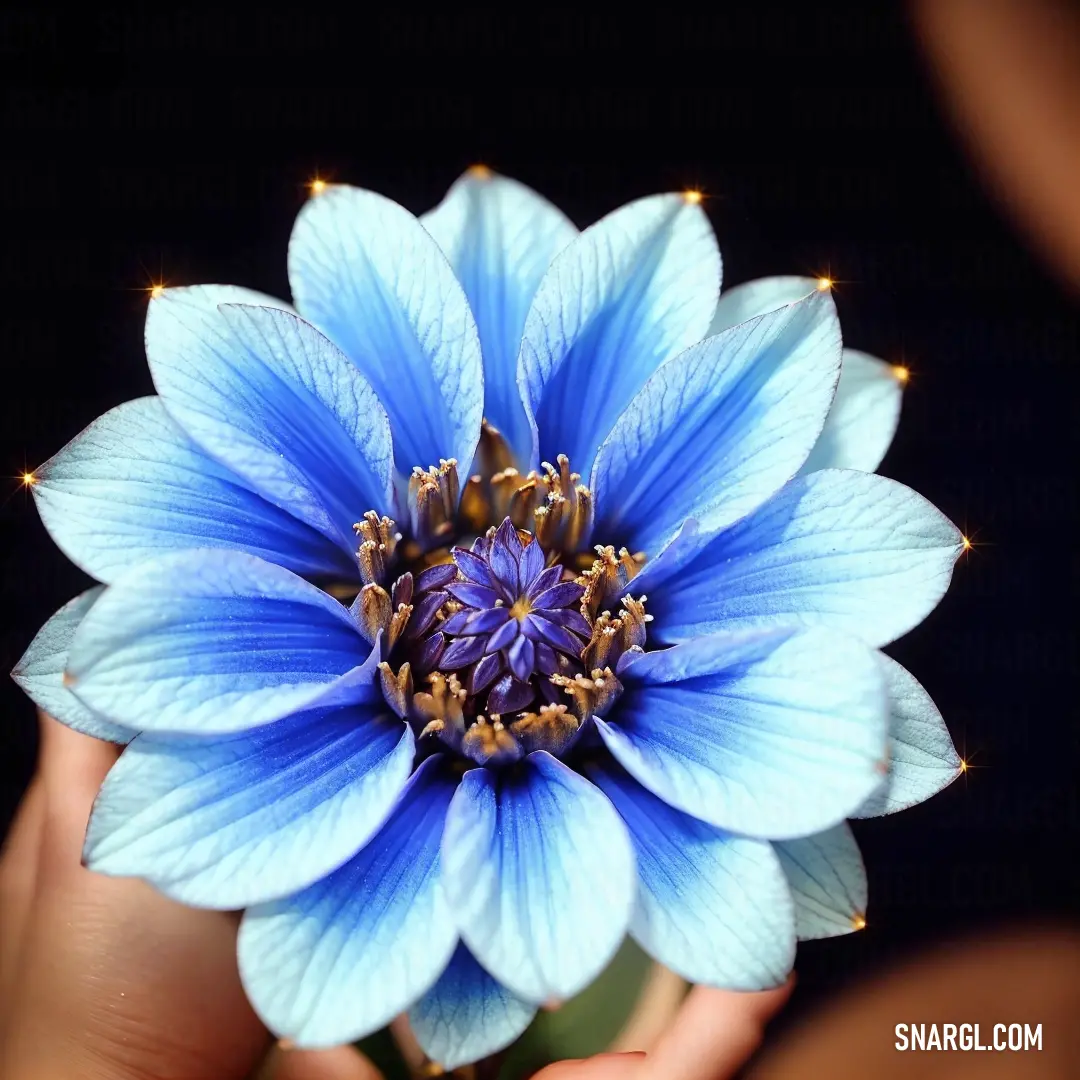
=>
[851,913,867,931]
[891,364,910,384]
[468,163,493,180]
[682,189,704,205]
[815,277,833,291]
[308,177,328,196]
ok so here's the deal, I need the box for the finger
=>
[639,977,795,1080]
[911,0,1080,290]
[0,776,46,1013]
[747,924,1080,1078]
[264,1043,384,1080]
[532,1051,647,1079]
[1,717,270,1080]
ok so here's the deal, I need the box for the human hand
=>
[0,714,793,1080]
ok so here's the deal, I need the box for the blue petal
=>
[66,550,373,734]
[801,350,903,474]
[517,193,721,474]
[637,470,964,648]
[83,705,413,909]
[146,289,394,551]
[441,751,636,1003]
[585,757,794,989]
[853,653,962,817]
[11,588,134,743]
[709,277,904,474]
[237,756,460,1048]
[598,627,889,839]
[422,169,577,459]
[289,185,484,476]
[592,290,841,554]
[32,397,356,583]
[774,823,867,939]
[707,274,818,336]
[409,942,537,1070]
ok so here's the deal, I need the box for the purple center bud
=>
[372,499,649,767]
[434,518,592,714]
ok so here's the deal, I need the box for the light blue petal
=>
[707,275,818,336]
[441,751,636,1003]
[146,289,394,551]
[32,397,356,583]
[11,588,134,743]
[800,350,903,474]
[409,942,537,1070]
[288,185,484,476]
[238,756,460,1048]
[599,627,889,839]
[710,277,905,475]
[592,290,841,554]
[854,654,961,817]
[774,823,867,939]
[83,705,413,909]
[66,550,372,734]
[639,470,964,648]
[517,193,721,474]
[586,757,795,989]
[422,169,577,460]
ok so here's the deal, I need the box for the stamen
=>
[408,460,460,549]
[551,667,623,720]
[511,703,580,755]
[378,661,413,719]
[578,545,645,618]
[411,671,467,741]
[462,715,523,765]
[583,595,652,670]
[354,511,400,585]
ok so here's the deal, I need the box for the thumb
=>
[1,718,270,1080]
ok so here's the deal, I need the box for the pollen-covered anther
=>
[532,455,594,552]
[353,511,400,585]
[408,459,460,550]
[511,703,579,755]
[410,671,467,739]
[551,667,623,720]
[462,714,523,765]
[355,583,392,645]
[378,661,413,720]
[582,595,650,670]
[578,545,645,618]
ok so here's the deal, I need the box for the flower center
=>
[349,446,655,767]
[509,596,533,620]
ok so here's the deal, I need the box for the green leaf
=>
[497,938,655,1080]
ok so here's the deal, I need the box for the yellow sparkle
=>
[309,177,328,196]
[892,364,910,384]
[959,759,968,773]
[851,913,867,931]
[468,163,493,180]
[21,471,36,487]
[816,277,833,291]
[961,536,973,552]
[149,283,166,299]
[683,189,704,205]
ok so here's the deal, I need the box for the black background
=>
[1,4,1077,1033]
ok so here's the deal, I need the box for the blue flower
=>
[12,169,964,1066]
